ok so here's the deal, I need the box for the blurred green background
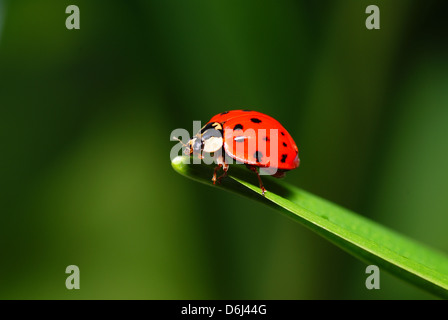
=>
[0,0,447,299]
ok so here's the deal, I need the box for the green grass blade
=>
[171,156,448,298]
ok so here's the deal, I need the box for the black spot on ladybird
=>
[234,124,243,131]
[220,111,229,115]
[281,154,287,163]
[251,118,262,123]
[281,131,285,136]
[263,136,270,141]
[254,151,263,162]
[242,109,252,112]
[283,142,287,147]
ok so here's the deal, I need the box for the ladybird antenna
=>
[172,136,188,147]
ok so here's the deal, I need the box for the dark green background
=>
[0,0,447,299]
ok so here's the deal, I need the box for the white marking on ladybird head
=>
[202,136,223,153]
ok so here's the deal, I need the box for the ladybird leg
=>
[216,163,229,184]
[249,166,267,196]
[212,164,223,185]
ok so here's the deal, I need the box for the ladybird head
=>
[176,122,224,157]
[200,122,223,153]
[185,137,202,155]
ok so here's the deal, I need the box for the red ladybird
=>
[177,110,300,196]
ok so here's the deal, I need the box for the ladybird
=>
[176,110,300,196]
